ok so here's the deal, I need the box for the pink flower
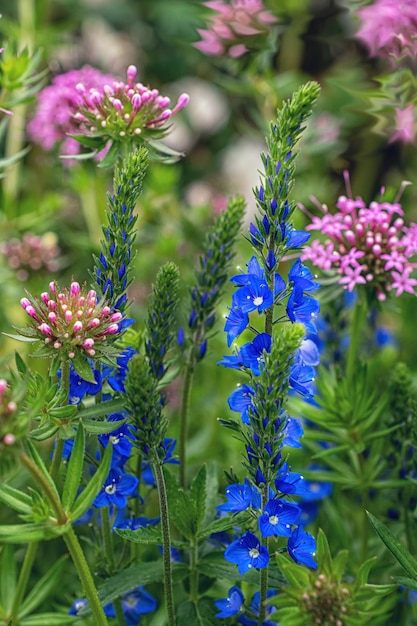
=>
[301,175,417,299]
[355,0,417,60]
[194,0,277,58]
[391,104,415,144]
[28,66,116,155]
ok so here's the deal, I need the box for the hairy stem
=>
[153,460,176,626]
[179,364,193,488]
[10,542,38,622]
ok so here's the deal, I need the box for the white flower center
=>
[253,296,263,306]
[269,515,279,525]
[105,482,117,494]
[249,548,259,558]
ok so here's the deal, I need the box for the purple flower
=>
[224,531,269,574]
[287,526,317,568]
[228,383,256,424]
[258,499,300,537]
[275,462,308,496]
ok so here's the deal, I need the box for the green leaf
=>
[69,442,112,522]
[202,462,219,530]
[29,423,59,441]
[67,133,105,148]
[197,513,250,541]
[20,613,76,625]
[62,426,85,512]
[115,526,163,544]
[78,398,126,421]
[394,576,417,591]
[355,556,377,587]
[81,416,126,435]
[367,511,417,578]
[20,557,68,618]
[15,351,27,374]
[0,485,32,514]
[196,553,286,588]
[316,529,333,576]
[0,545,16,614]
[177,597,218,626]
[49,405,77,419]
[189,465,207,535]
[164,470,196,540]
[97,141,120,169]
[24,440,60,501]
[2,332,38,343]
[275,555,310,588]
[70,354,96,384]
[0,523,68,543]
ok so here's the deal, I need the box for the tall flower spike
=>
[94,148,148,312]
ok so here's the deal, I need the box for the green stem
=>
[346,297,367,387]
[19,453,66,524]
[179,364,193,488]
[153,460,176,626]
[258,484,269,626]
[114,598,126,626]
[64,527,109,626]
[10,542,39,622]
[189,542,199,603]
[102,507,114,572]
[50,360,70,480]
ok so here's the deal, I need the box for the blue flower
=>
[224,531,269,574]
[224,307,250,346]
[237,590,278,626]
[103,346,137,393]
[281,417,304,448]
[217,479,261,512]
[275,462,308,497]
[228,384,256,424]
[258,499,300,537]
[214,585,244,618]
[288,259,320,292]
[239,333,272,375]
[232,276,274,314]
[93,468,139,509]
[98,413,135,460]
[104,587,157,624]
[287,285,320,333]
[68,364,102,404]
[287,526,317,568]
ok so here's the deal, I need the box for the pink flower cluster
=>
[194,0,277,58]
[1,232,60,281]
[355,0,417,60]
[75,65,189,141]
[301,190,417,300]
[0,379,17,448]
[20,281,122,360]
[28,66,116,155]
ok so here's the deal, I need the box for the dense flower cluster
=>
[355,0,417,61]
[20,281,123,359]
[194,0,277,58]
[1,231,60,281]
[75,64,189,143]
[301,187,417,300]
[28,66,116,155]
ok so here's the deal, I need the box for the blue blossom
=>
[287,526,318,568]
[239,333,272,375]
[228,384,256,424]
[214,585,244,618]
[232,276,274,314]
[113,510,160,530]
[98,413,135,460]
[258,498,300,537]
[104,346,137,392]
[288,259,320,292]
[104,587,157,624]
[93,468,139,509]
[281,417,304,448]
[224,306,250,346]
[237,590,278,626]
[287,285,320,333]
[217,479,261,512]
[68,364,102,404]
[275,462,308,496]
[224,531,269,574]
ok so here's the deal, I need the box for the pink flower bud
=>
[111,98,123,111]
[48,311,57,323]
[101,306,111,316]
[88,318,100,328]
[49,281,56,294]
[87,349,96,356]
[54,341,62,349]
[65,310,73,322]
[68,351,75,359]
[83,338,95,349]
[172,92,190,113]
[0,379,7,394]
[131,93,142,110]
[127,64,137,85]
[70,282,81,297]
[6,401,16,413]
[25,306,38,319]
[41,292,50,303]
[111,312,123,322]
[20,297,31,310]
[3,434,16,445]
[76,82,86,93]
[106,323,119,334]
[39,323,52,336]
[73,321,83,333]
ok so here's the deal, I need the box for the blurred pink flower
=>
[28,66,116,155]
[194,0,277,58]
[356,0,417,60]
[391,104,415,143]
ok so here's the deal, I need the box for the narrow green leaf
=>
[69,442,112,522]
[0,485,32,514]
[367,511,417,579]
[394,576,417,591]
[20,613,76,625]
[197,513,250,541]
[0,523,68,543]
[15,351,27,374]
[62,426,85,512]
[20,557,68,617]
[29,423,59,441]
[67,133,105,148]
[97,141,120,169]
[24,440,60,500]
[49,405,77,419]
[355,556,377,587]
[81,417,126,435]
[0,546,16,614]
[70,354,96,384]
[78,398,125,421]
[115,526,163,545]
[202,462,219,530]
[2,333,37,343]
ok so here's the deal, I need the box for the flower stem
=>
[64,527,110,626]
[10,541,38,622]
[179,364,193,488]
[258,484,269,625]
[346,297,367,386]
[152,459,176,626]
[50,359,70,481]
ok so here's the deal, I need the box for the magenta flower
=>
[18,280,123,377]
[73,65,189,156]
[391,104,415,144]
[28,66,116,156]
[355,0,417,61]
[194,0,277,58]
[301,179,417,300]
